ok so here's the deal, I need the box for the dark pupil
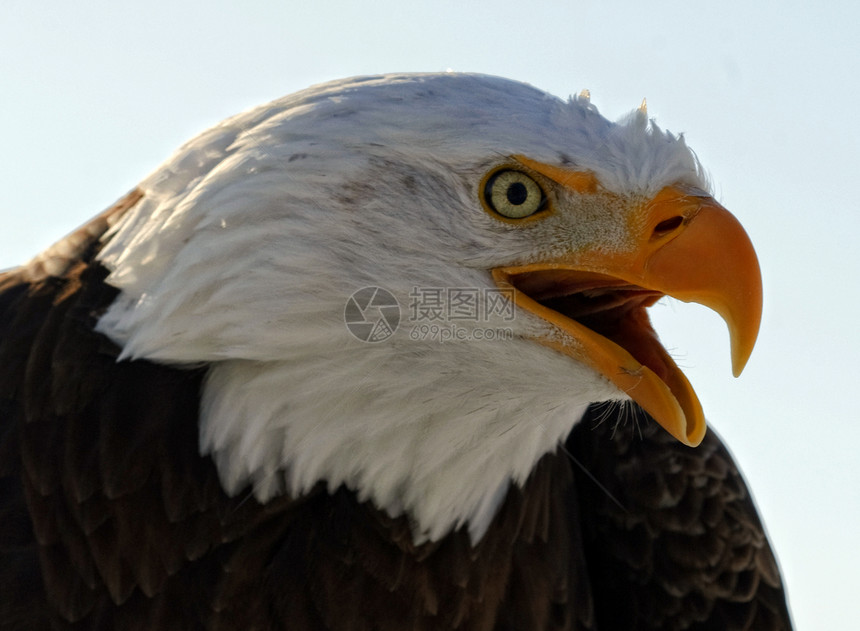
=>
[506,182,528,205]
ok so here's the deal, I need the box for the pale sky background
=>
[2,2,858,628]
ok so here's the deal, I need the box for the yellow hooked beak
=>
[492,159,762,447]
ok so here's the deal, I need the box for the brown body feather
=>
[0,199,792,630]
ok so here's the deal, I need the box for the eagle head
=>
[93,73,761,542]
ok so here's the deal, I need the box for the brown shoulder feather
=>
[568,404,794,630]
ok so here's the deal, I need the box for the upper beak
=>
[492,183,762,447]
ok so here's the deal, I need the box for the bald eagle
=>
[0,73,792,630]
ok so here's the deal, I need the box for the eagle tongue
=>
[542,291,669,380]
[597,306,670,382]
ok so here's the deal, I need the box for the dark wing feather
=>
[0,195,310,629]
[568,403,793,630]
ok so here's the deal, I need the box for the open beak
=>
[492,182,762,447]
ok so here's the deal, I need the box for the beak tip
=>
[730,341,755,377]
[729,319,759,378]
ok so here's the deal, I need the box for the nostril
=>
[653,216,683,237]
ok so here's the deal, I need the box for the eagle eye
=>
[483,170,547,219]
